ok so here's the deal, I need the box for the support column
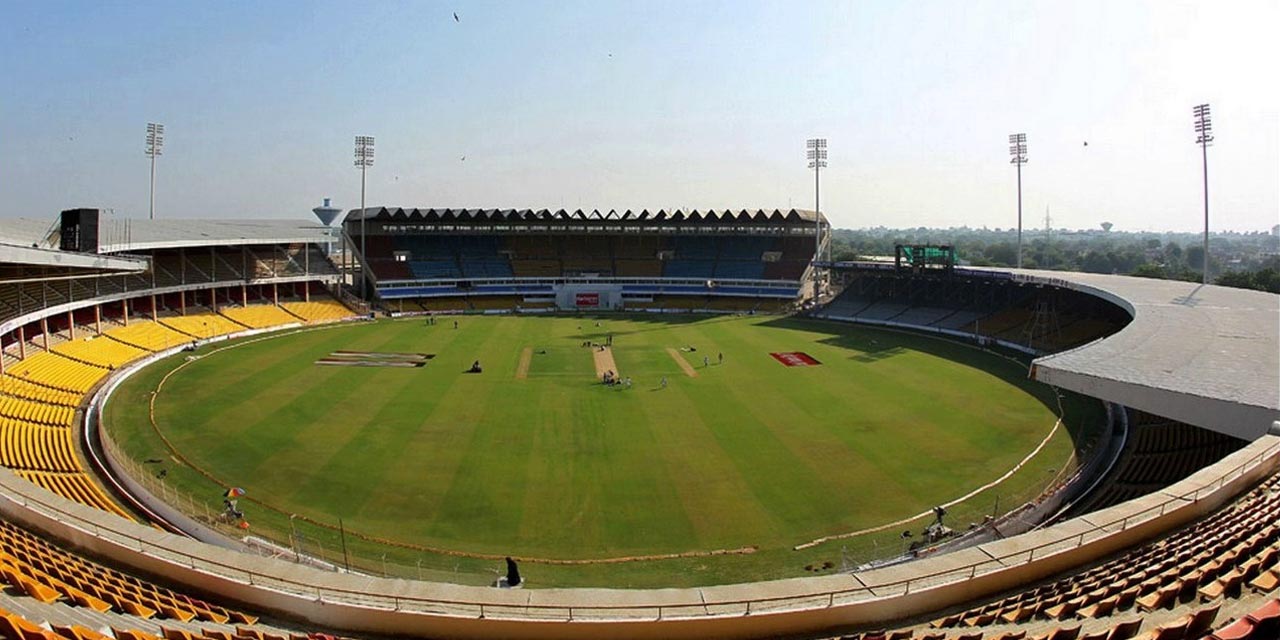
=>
[68,311,76,340]
[242,284,248,307]
[272,283,279,305]
[40,318,50,351]
[212,287,219,312]
[123,300,129,326]
[95,305,102,335]
[18,326,26,360]
[152,294,159,320]
[180,290,187,315]
[304,282,310,302]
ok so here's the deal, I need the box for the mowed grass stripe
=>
[632,383,783,548]
[517,379,606,552]
[160,325,397,436]
[696,331,920,531]
[591,386,698,554]
[291,319,493,527]
[703,318,1058,520]
[677,373,842,538]
[422,319,541,548]
[155,326,405,475]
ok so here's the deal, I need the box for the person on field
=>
[453,320,458,330]
[703,355,709,368]
[660,376,667,389]
[718,352,723,365]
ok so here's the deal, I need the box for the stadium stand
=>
[1,287,352,519]
[278,300,357,323]
[217,304,301,330]
[0,519,273,631]
[1065,410,1247,517]
[352,208,816,313]
[104,321,194,353]
[157,313,247,340]
[818,264,1131,353]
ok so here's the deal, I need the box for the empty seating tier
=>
[218,305,300,330]
[157,314,247,339]
[0,520,259,628]
[105,321,196,352]
[278,301,356,323]
[53,337,148,370]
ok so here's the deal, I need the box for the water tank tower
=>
[312,198,344,226]
[312,198,345,258]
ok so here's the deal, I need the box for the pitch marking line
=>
[516,347,532,379]
[666,348,698,377]
[592,346,618,379]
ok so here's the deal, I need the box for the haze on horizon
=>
[0,0,1276,233]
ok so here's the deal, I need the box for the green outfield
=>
[104,313,1098,588]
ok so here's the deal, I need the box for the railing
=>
[4,435,1275,624]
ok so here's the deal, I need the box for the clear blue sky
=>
[1,0,1276,232]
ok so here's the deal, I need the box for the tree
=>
[1131,263,1167,279]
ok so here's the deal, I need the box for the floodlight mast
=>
[1193,104,1213,285]
[806,138,827,291]
[145,123,165,220]
[1009,133,1028,268]
[354,135,375,301]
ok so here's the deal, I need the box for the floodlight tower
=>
[1193,104,1213,284]
[354,135,375,300]
[806,138,827,288]
[1008,133,1028,268]
[145,123,165,220]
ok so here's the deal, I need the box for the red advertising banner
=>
[575,292,600,307]
[769,352,822,367]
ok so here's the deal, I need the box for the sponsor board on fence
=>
[575,292,600,307]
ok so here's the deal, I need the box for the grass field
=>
[105,313,1098,587]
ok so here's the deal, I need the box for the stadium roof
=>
[0,217,336,254]
[0,217,59,249]
[0,242,148,273]
[93,218,335,252]
[1023,270,1280,441]
[345,207,824,224]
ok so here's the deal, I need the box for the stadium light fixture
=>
[1193,104,1213,284]
[145,123,165,220]
[354,135,375,301]
[1008,133,1028,269]
[806,138,828,290]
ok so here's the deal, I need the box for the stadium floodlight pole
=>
[1193,104,1213,284]
[145,123,165,220]
[354,135,375,301]
[1008,133,1028,268]
[806,138,827,289]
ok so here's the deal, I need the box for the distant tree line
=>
[829,227,1280,294]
